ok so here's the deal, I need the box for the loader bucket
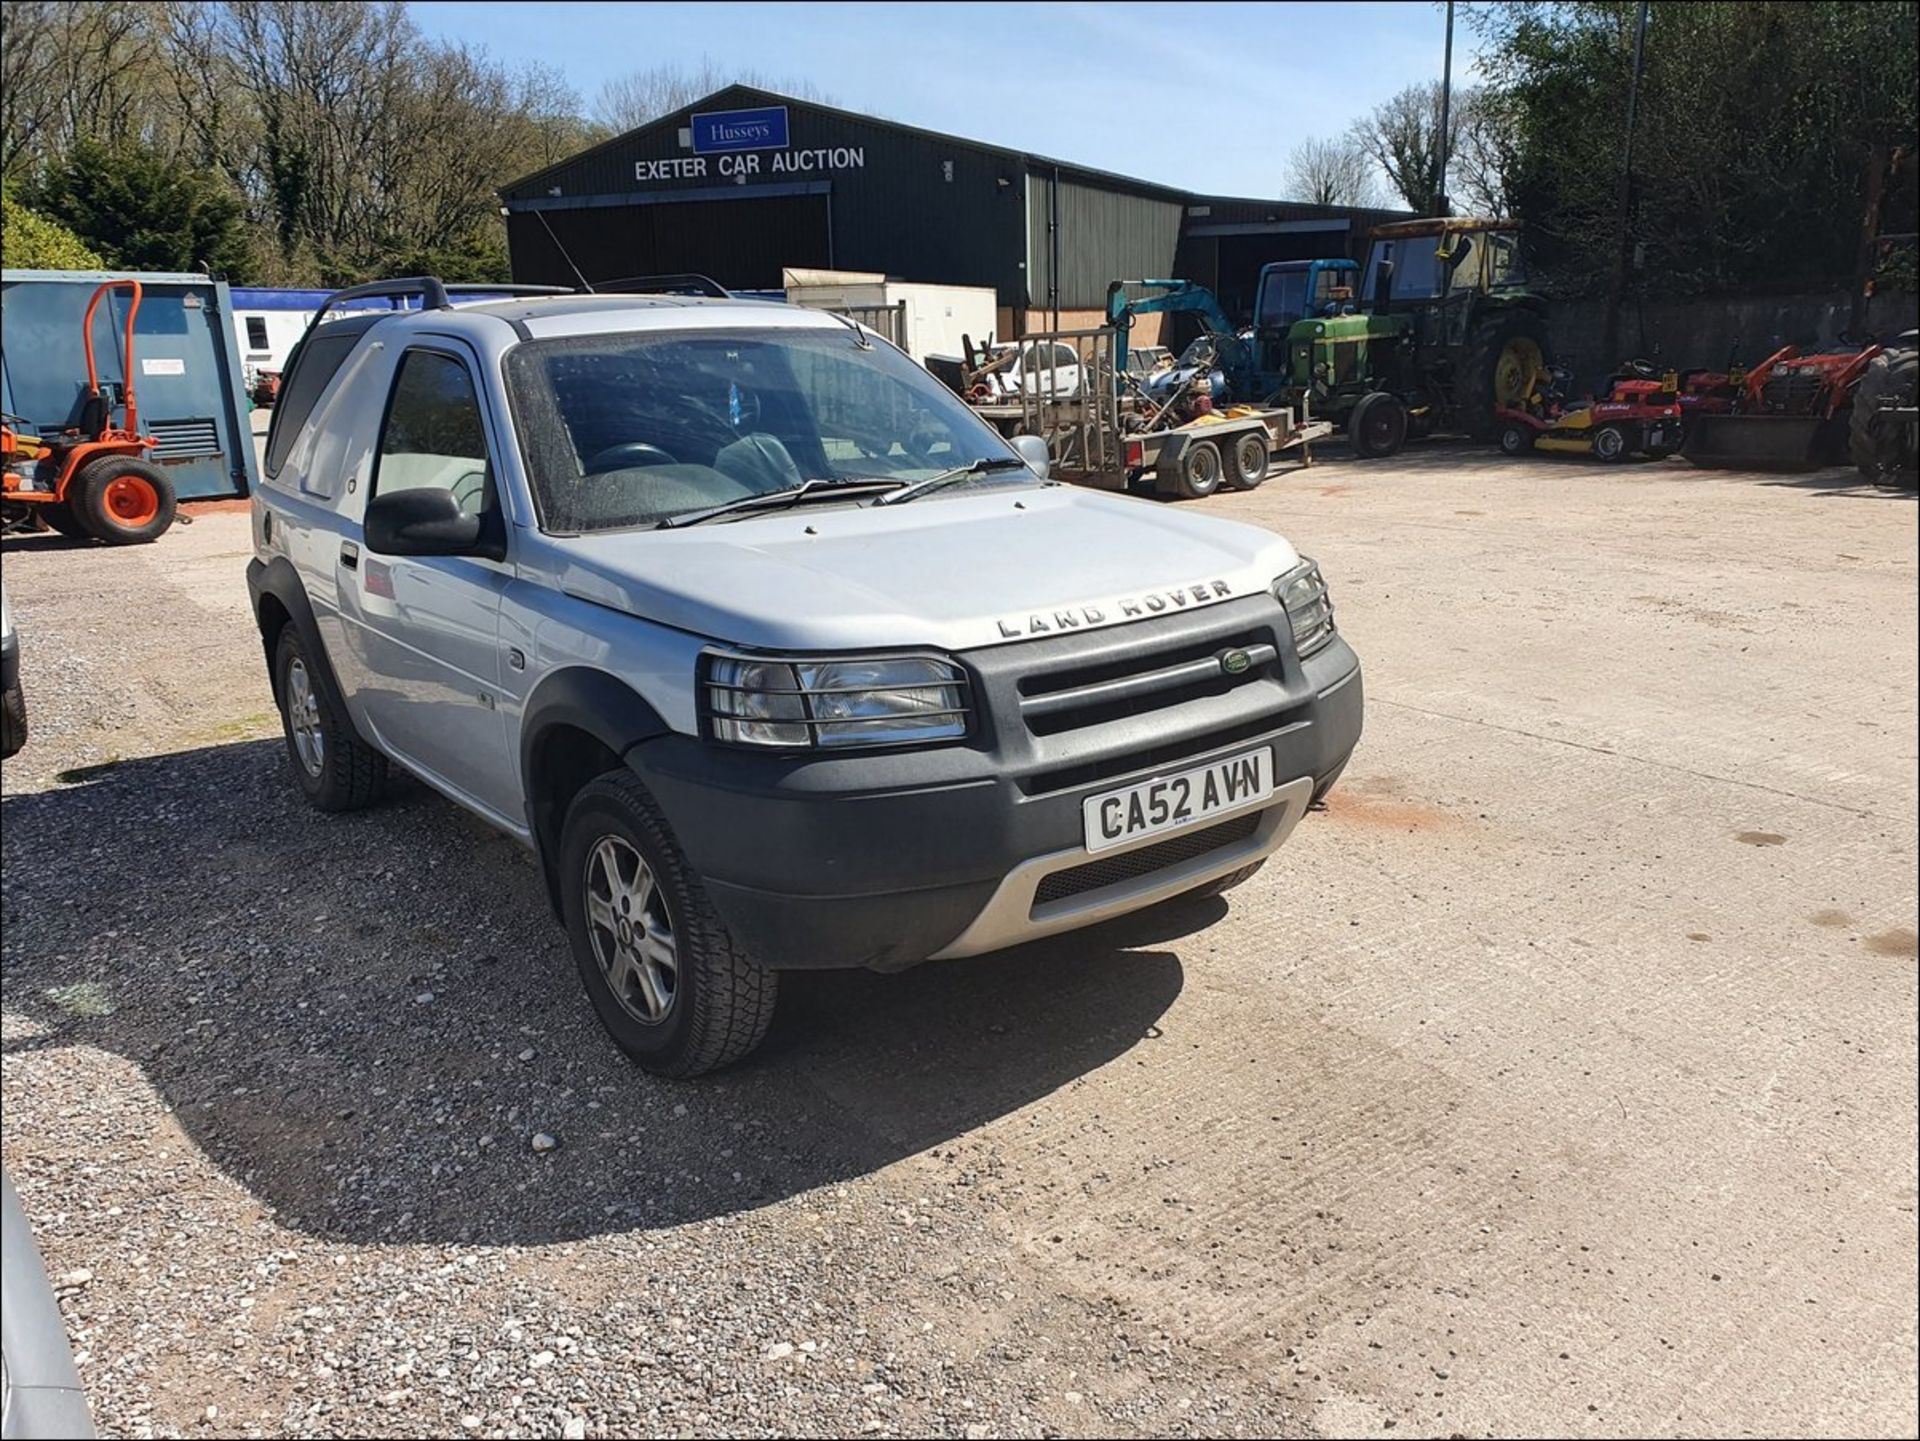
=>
[1681,414,1831,470]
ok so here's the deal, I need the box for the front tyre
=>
[274,626,387,811]
[1591,424,1631,462]
[1350,391,1408,459]
[559,772,778,1078]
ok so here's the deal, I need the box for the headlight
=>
[703,652,969,749]
[1273,558,1336,658]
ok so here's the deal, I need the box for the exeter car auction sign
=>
[640,106,865,183]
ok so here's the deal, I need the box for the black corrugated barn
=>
[501,85,1404,333]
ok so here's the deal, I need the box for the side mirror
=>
[1011,432,1050,478]
[365,487,503,560]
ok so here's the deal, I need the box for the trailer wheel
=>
[1591,424,1630,463]
[1350,392,1408,459]
[70,456,177,544]
[1498,422,1534,456]
[1226,431,1271,490]
[1169,440,1222,499]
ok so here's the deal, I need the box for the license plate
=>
[1081,748,1274,853]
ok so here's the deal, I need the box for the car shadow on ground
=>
[1,740,1209,1246]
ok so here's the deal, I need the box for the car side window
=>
[373,351,494,519]
[264,329,360,479]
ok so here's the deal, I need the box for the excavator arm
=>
[1104,280,1251,397]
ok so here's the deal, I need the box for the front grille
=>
[148,417,220,460]
[1033,811,1261,909]
[1017,625,1276,737]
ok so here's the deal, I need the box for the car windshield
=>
[504,325,1024,532]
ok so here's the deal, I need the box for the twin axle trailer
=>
[967,324,1330,499]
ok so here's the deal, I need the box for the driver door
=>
[340,344,519,826]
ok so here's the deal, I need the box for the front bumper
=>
[633,597,1361,971]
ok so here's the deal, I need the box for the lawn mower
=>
[1680,340,1882,469]
[1494,360,1684,462]
[1,279,179,544]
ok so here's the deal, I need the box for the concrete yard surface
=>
[1,445,1915,1438]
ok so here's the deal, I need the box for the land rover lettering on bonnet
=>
[246,277,1362,1075]
[995,579,1235,637]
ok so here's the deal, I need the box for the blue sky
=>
[409,1,1481,199]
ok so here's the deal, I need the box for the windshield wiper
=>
[873,455,1031,506]
[658,478,904,529]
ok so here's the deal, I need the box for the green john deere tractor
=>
[1275,218,1552,458]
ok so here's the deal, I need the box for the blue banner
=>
[691,106,790,154]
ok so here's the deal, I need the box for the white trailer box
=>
[781,268,998,365]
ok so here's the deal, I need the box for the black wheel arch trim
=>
[246,555,360,738]
[518,665,674,916]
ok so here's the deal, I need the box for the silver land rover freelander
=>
[247,278,1362,1076]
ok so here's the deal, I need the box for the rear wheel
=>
[70,456,176,544]
[559,771,778,1077]
[1225,430,1271,490]
[1169,439,1223,498]
[42,502,88,538]
[1350,391,1408,459]
[1462,310,1551,441]
[274,626,386,811]
[1851,344,1917,486]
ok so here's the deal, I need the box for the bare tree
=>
[1450,90,1514,218]
[1283,133,1383,208]
[1352,80,1466,216]
[2,1,176,177]
[592,58,833,134]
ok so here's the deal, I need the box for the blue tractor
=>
[1105,260,1361,409]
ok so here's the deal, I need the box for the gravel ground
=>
[2,445,1915,1439]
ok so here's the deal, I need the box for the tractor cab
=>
[1252,259,1358,377]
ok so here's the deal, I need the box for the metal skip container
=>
[2,268,260,499]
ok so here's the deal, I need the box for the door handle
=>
[340,541,359,570]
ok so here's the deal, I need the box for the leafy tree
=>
[0,184,104,269]
[32,136,253,279]
[1284,134,1384,208]
[1471,0,1920,296]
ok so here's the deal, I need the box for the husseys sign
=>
[635,105,866,183]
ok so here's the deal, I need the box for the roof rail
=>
[306,277,573,333]
[597,273,732,299]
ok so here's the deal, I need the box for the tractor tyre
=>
[1850,344,1918,487]
[1169,440,1223,499]
[41,502,89,538]
[70,456,177,545]
[1461,309,1552,442]
[1226,430,1271,490]
[1350,391,1408,459]
[1591,424,1632,463]
[1498,421,1534,456]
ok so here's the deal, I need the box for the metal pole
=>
[1435,0,1454,216]
[1050,165,1061,333]
[1601,0,1651,370]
